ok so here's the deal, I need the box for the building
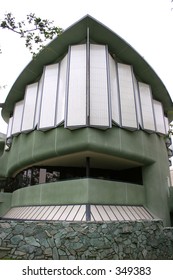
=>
[0,15,173,226]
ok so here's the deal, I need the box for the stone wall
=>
[0,219,173,260]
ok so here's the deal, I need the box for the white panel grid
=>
[21,83,38,132]
[39,63,59,130]
[56,55,67,126]
[6,117,13,138]
[138,82,156,132]
[66,45,87,128]
[11,100,24,135]
[34,75,44,128]
[8,43,168,135]
[109,55,121,126]
[133,75,142,128]
[90,44,110,128]
[153,100,166,134]
[118,63,137,130]
[164,117,169,134]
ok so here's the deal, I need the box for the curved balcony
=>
[11,178,145,208]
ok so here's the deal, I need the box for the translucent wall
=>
[109,55,121,126]
[90,44,110,128]
[118,63,137,129]
[153,100,166,134]
[66,45,87,128]
[11,100,24,135]
[21,83,38,133]
[164,117,169,134]
[6,117,13,138]
[138,82,155,132]
[34,76,43,128]
[38,64,59,130]
[8,43,169,136]
[133,75,143,128]
[56,55,67,126]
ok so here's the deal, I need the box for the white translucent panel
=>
[138,82,155,132]
[117,63,137,129]
[153,100,166,134]
[6,117,13,138]
[11,100,24,135]
[56,55,67,125]
[109,55,120,126]
[90,44,110,127]
[21,83,38,132]
[164,117,169,134]
[133,75,143,128]
[66,45,87,128]
[34,75,43,128]
[38,64,59,130]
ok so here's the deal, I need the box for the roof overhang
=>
[2,15,173,122]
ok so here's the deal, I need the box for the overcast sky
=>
[0,0,173,133]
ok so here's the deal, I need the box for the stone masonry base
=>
[0,220,173,260]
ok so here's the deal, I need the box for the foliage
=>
[0,12,63,56]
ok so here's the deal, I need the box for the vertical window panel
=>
[109,55,121,126]
[133,75,143,128]
[34,75,43,128]
[164,117,169,135]
[153,100,166,134]
[6,117,13,138]
[90,44,109,128]
[11,100,24,135]
[21,83,38,132]
[118,63,137,130]
[38,64,59,130]
[138,82,155,132]
[66,45,87,128]
[56,55,67,126]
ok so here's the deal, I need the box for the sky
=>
[0,0,173,134]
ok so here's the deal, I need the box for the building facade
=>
[0,15,173,226]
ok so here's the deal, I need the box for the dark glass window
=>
[3,165,143,193]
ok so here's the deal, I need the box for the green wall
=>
[11,179,145,207]
[0,127,155,177]
[0,192,12,216]
[142,134,171,225]
[0,126,171,225]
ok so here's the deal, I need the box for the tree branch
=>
[0,12,63,55]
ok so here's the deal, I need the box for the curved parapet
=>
[2,127,157,178]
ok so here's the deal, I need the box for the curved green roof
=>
[2,15,173,122]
